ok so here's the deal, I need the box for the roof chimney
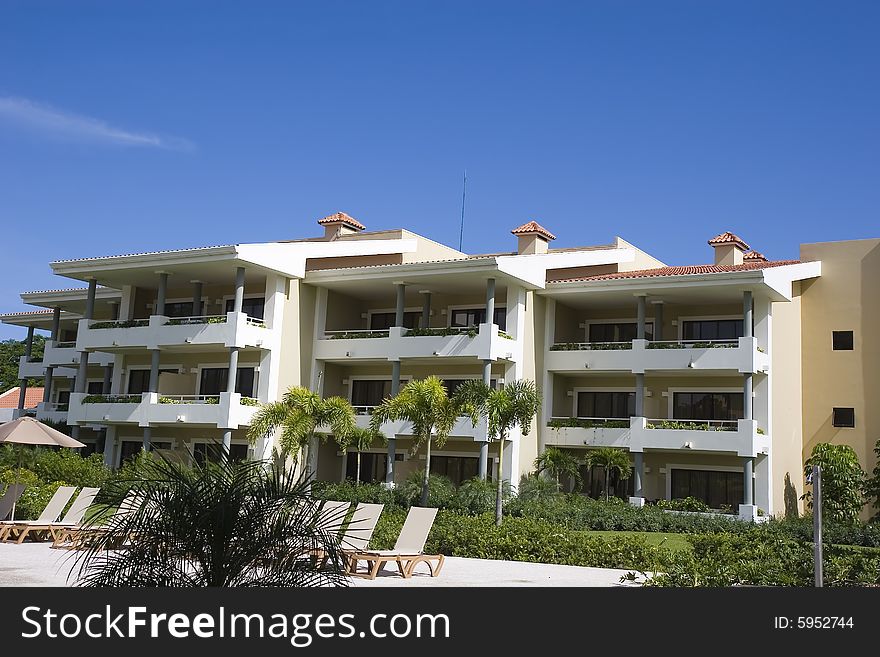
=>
[317,212,365,240]
[742,250,767,262]
[512,221,556,255]
[708,232,750,266]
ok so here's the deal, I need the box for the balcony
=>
[41,340,115,368]
[76,312,274,352]
[546,337,768,374]
[352,406,483,440]
[545,416,768,456]
[35,402,69,424]
[17,356,47,379]
[68,392,260,429]
[314,323,517,362]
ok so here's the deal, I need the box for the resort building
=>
[2,213,875,520]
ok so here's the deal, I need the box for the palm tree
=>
[456,379,541,525]
[340,426,386,486]
[587,447,632,501]
[370,376,460,506]
[71,452,349,586]
[247,386,355,476]
[534,446,583,492]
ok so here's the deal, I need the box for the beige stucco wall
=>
[801,238,880,519]
[770,289,805,517]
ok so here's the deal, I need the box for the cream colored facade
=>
[3,214,873,520]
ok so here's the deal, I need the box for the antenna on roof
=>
[458,170,467,252]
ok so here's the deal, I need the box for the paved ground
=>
[0,542,643,587]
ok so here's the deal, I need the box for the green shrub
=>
[512,474,562,505]
[29,449,110,488]
[656,497,712,513]
[311,480,403,507]
[453,477,510,515]
[398,471,457,509]
[547,418,630,429]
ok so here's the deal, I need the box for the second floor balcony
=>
[67,391,260,429]
[350,405,485,440]
[314,323,517,363]
[76,312,273,352]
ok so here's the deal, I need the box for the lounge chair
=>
[340,503,384,552]
[0,485,77,543]
[52,490,140,550]
[301,500,351,562]
[0,484,26,522]
[346,506,444,579]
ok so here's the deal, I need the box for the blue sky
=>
[1,1,878,339]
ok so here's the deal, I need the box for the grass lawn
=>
[581,530,693,553]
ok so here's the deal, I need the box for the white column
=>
[478,360,491,479]
[652,301,664,341]
[485,277,496,325]
[394,283,406,328]
[636,294,647,340]
[420,291,432,329]
[191,281,203,317]
[103,426,117,467]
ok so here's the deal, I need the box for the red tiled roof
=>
[551,260,800,283]
[317,212,366,231]
[743,251,767,261]
[0,387,44,409]
[511,221,556,241]
[708,231,750,250]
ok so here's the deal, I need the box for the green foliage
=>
[453,477,511,514]
[158,396,219,404]
[497,330,514,340]
[549,342,631,351]
[548,418,630,429]
[71,455,350,587]
[404,326,478,338]
[645,420,737,431]
[645,341,736,349]
[656,497,712,513]
[28,448,110,488]
[89,319,150,329]
[327,331,387,339]
[0,468,60,520]
[165,316,227,325]
[647,530,880,587]
[311,480,402,507]
[534,447,583,491]
[398,470,457,509]
[239,396,261,407]
[864,439,880,520]
[802,443,866,523]
[0,335,47,390]
[82,394,141,404]
[514,474,562,504]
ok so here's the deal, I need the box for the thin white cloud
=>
[0,96,194,151]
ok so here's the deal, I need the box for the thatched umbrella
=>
[0,416,84,520]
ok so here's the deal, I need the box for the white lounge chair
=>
[0,485,77,543]
[346,506,444,579]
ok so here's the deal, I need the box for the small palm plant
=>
[71,451,349,587]
[340,426,386,486]
[587,447,632,501]
[370,376,461,507]
[248,386,355,474]
[534,446,583,492]
[456,379,541,525]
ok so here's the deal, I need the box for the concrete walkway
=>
[0,542,643,587]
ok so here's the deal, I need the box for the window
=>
[671,469,744,510]
[127,369,177,395]
[832,407,855,428]
[120,441,171,464]
[673,392,744,421]
[193,442,249,465]
[579,463,634,499]
[450,307,506,331]
[441,378,497,396]
[429,455,482,486]
[681,319,744,341]
[588,322,653,342]
[350,380,392,408]
[225,297,265,320]
[57,390,71,405]
[163,301,195,318]
[199,367,255,397]
[576,391,635,418]
[832,331,854,351]
[369,311,421,330]
[87,381,104,394]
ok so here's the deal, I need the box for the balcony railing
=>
[646,339,738,349]
[158,394,221,405]
[324,330,389,340]
[353,405,377,416]
[89,319,150,329]
[403,326,478,338]
[82,394,141,404]
[549,341,632,351]
[53,341,77,349]
[165,315,227,326]
[645,418,739,431]
[548,416,630,429]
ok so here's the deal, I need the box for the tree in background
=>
[0,336,46,392]
[801,442,865,523]
[861,439,880,521]
[248,386,355,472]
[371,376,460,507]
[339,426,385,486]
[534,446,583,492]
[586,447,632,501]
[456,379,541,525]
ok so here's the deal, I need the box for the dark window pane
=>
[350,380,391,407]
[226,298,265,319]
[163,302,194,318]
[832,331,854,350]
[87,381,104,394]
[369,312,420,330]
[199,368,256,396]
[832,407,855,428]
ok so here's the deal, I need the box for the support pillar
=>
[143,426,152,452]
[233,267,245,314]
[148,350,161,394]
[156,272,168,316]
[478,359,491,480]
[420,290,431,329]
[635,373,645,417]
[103,426,116,467]
[43,368,54,404]
[222,429,232,455]
[84,278,97,322]
[486,277,496,325]
[629,451,645,506]
[743,373,753,420]
[103,365,113,394]
[636,294,647,340]
[386,359,401,485]
[743,290,753,338]
[394,282,406,328]
[192,281,203,316]
[50,307,61,340]
[743,457,754,506]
